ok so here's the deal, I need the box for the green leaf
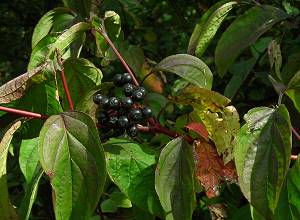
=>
[235,105,292,217]
[286,70,300,112]
[47,22,90,59]
[0,62,50,104]
[62,0,92,17]
[18,138,43,220]
[287,156,300,219]
[101,192,132,213]
[38,112,106,220]
[120,44,145,76]
[281,52,300,84]
[268,40,282,80]
[156,54,213,90]
[224,57,257,99]
[32,7,74,48]
[0,120,22,220]
[28,34,60,70]
[215,5,287,77]
[188,0,237,57]
[60,58,102,110]
[92,12,121,57]
[155,137,195,220]
[104,138,163,217]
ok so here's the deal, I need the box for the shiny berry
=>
[139,87,146,96]
[99,97,110,109]
[113,74,123,86]
[109,97,119,109]
[93,94,104,105]
[127,125,138,137]
[132,88,145,101]
[108,116,118,127]
[97,111,109,124]
[123,83,135,96]
[130,108,143,122]
[142,107,152,118]
[121,73,132,84]
[121,97,133,108]
[118,116,130,128]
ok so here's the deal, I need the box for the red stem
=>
[0,106,48,119]
[56,49,74,111]
[93,29,139,86]
[292,127,300,142]
[291,155,298,161]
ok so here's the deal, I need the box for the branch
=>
[292,127,300,142]
[0,106,48,119]
[56,49,74,111]
[93,29,139,86]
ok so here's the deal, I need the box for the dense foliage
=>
[0,0,300,219]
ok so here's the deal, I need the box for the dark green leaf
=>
[287,156,300,219]
[0,120,22,220]
[32,7,74,48]
[104,138,163,217]
[235,105,292,217]
[38,112,106,220]
[60,58,102,110]
[286,70,300,112]
[101,192,132,213]
[18,138,43,220]
[156,54,213,89]
[281,52,300,84]
[62,0,92,17]
[188,0,238,57]
[215,5,287,77]
[155,137,195,220]
[268,40,282,80]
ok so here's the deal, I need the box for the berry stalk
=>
[292,127,300,142]
[93,29,139,86]
[0,106,48,119]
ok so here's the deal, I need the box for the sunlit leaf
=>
[0,120,22,220]
[32,7,74,48]
[39,112,106,220]
[155,137,195,220]
[170,86,239,163]
[235,105,292,217]
[188,0,238,57]
[104,138,163,217]
[60,58,102,110]
[156,54,213,90]
[215,5,287,77]
[0,62,50,104]
[18,138,43,220]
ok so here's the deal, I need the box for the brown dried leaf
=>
[0,62,49,104]
[193,140,237,198]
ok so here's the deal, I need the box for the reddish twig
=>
[292,127,300,142]
[56,49,74,111]
[93,29,139,86]
[291,155,298,161]
[0,106,48,119]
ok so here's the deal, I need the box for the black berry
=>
[97,111,109,124]
[130,108,143,122]
[142,106,152,118]
[109,97,119,109]
[123,83,135,96]
[121,97,133,108]
[118,116,130,128]
[108,116,118,127]
[121,73,132,84]
[99,97,110,109]
[93,94,104,105]
[113,74,123,86]
[114,128,125,136]
[132,88,145,101]
[127,125,138,137]
[139,87,146,96]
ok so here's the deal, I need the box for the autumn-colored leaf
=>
[193,140,237,198]
[185,122,209,141]
[140,62,164,94]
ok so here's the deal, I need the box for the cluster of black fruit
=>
[93,73,152,140]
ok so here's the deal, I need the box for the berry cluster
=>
[93,73,152,140]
